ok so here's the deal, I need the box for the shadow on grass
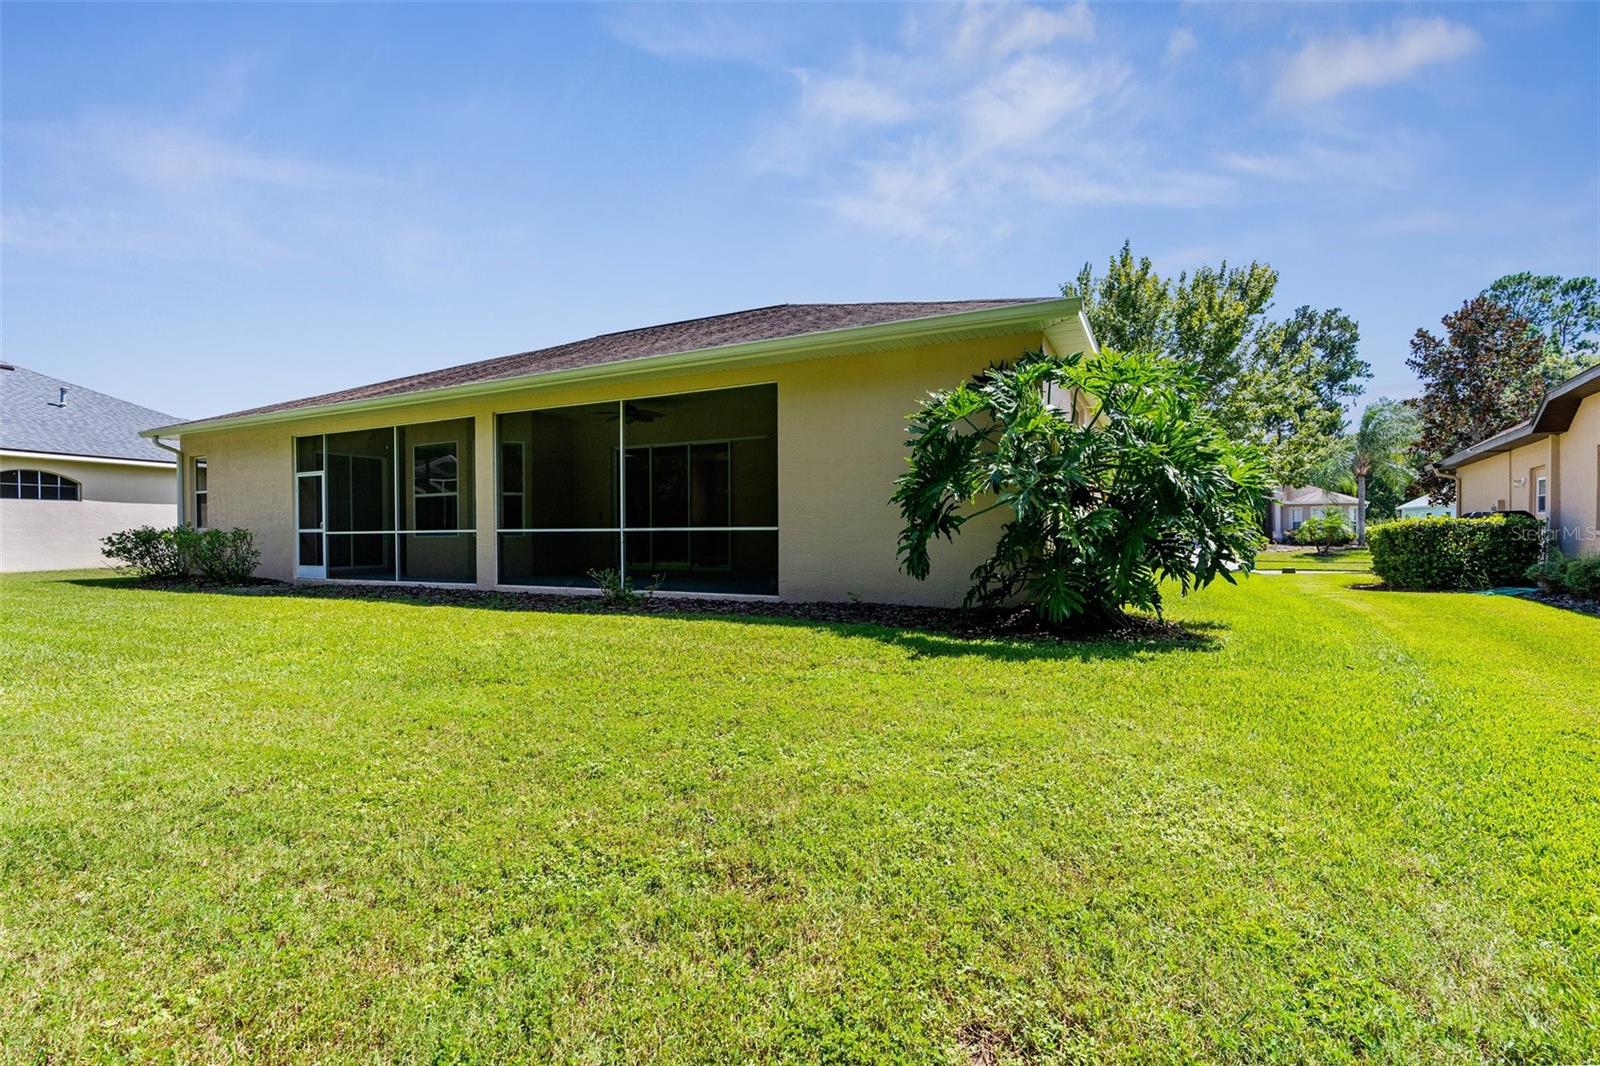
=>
[64,574,1226,663]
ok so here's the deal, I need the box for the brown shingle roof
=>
[198,300,1052,425]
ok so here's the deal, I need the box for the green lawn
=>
[1257,546,1374,571]
[2,571,1596,1063]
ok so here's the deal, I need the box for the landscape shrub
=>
[1293,511,1354,553]
[893,349,1267,627]
[101,526,189,579]
[1368,513,1543,591]
[1529,554,1600,599]
[178,527,261,583]
[102,526,259,584]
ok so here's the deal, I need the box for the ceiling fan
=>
[602,402,665,424]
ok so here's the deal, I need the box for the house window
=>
[1535,475,1548,515]
[496,383,778,594]
[193,457,208,527]
[292,417,476,584]
[0,469,80,501]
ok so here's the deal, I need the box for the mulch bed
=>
[1518,588,1600,619]
[131,576,1203,646]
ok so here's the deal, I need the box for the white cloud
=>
[797,73,913,126]
[1164,27,1197,65]
[1274,17,1480,105]
[945,2,1095,59]
[603,5,777,63]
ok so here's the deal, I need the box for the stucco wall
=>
[0,456,176,572]
[1555,393,1599,556]
[176,333,1039,606]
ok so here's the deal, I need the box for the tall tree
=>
[1311,400,1420,543]
[1406,296,1545,503]
[1482,273,1600,385]
[1064,242,1369,486]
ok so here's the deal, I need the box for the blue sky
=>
[3,2,1596,422]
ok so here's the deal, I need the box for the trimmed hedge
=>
[1368,513,1544,591]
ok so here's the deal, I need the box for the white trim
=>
[0,448,174,468]
[498,527,776,534]
[290,576,777,602]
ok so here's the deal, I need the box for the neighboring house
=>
[1,364,180,572]
[1268,486,1360,543]
[140,299,1097,605]
[1438,362,1600,557]
[1396,494,1451,520]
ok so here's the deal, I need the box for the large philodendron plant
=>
[893,349,1268,627]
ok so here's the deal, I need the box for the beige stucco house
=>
[1268,486,1360,543]
[1,364,179,572]
[141,299,1097,605]
[1438,363,1600,557]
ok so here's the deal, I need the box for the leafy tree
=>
[1293,511,1354,554]
[1406,297,1545,503]
[1482,273,1600,385]
[1311,399,1421,543]
[1064,242,1369,485]
[893,348,1268,629]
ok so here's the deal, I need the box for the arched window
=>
[0,469,81,501]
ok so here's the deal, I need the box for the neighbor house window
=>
[1535,475,1548,515]
[193,457,208,527]
[0,469,80,501]
[292,418,476,584]
[496,383,778,595]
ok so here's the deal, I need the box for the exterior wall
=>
[1554,393,1600,556]
[1457,440,1551,517]
[176,333,1039,606]
[1450,399,1600,557]
[0,456,176,571]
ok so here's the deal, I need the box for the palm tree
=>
[1319,400,1421,544]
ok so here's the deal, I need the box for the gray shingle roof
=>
[183,300,1055,426]
[1274,485,1359,506]
[0,364,179,463]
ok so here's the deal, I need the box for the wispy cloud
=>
[1164,27,1197,66]
[1275,17,1480,105]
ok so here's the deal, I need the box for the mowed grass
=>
[1256,546,1374,571]
[1,571,1596,1063]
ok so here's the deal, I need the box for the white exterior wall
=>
[0,455,176,572]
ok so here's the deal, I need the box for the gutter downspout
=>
[152,436,184,525]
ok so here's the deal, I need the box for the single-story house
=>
[140,299,1097,605]
[1438,362,1600,557]
[1267,486,1360,543]
[1396,494,1451,521]
[1,364,180,572]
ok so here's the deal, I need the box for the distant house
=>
[1268,486,1360,543]
[1,364,179,572]
[1438,363,1599,557]
[1396,494,1451,520]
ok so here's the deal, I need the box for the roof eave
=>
[143,297,1085,439]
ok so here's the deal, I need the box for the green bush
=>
[1530,554,1600,599]
[101,526,188,579]
[101,526,259,584]
[1293,511,1354,553]
[178,527,261,583]
[1368,514,1543,591]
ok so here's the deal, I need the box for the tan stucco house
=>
[1438,363,1600,557]
[1,364,180,572]
[140,299,1097,605]
[1268,486,1360,543]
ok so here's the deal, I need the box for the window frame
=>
[192,456,208,527]
[1535,474,1548,516]
[0,468,81,501]
[410,439,459,534]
